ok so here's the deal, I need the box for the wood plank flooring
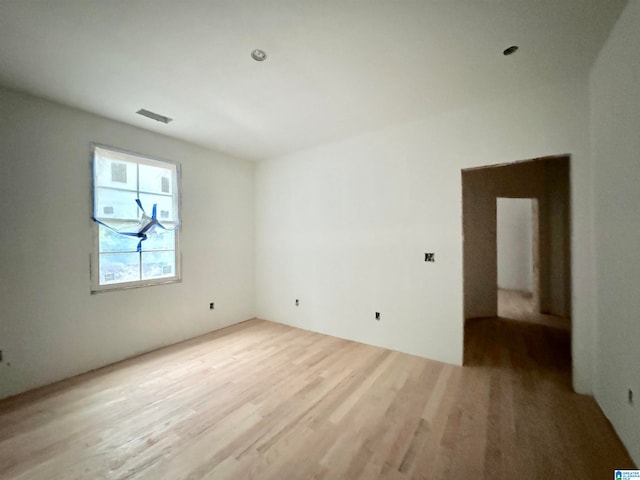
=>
[0,318,634,479]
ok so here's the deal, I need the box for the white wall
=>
[0,88,256,400]
[497,198,533,292]
[590,0,640,465]
[256,77,595,389]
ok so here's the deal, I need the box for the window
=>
[91,145,181,292]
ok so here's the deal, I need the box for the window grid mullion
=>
[101,249,176,255]
[137,163,142,282]
[96,185,173,197]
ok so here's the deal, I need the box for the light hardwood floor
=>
[0,318,634,479]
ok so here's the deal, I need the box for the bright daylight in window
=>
[91,145,181,291]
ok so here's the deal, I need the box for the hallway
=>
[497,288,570,330]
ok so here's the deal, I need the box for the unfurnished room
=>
[0,1,639,479]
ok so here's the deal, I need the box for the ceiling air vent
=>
[136,109,173,124]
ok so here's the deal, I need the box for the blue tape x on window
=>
[93,198,177,253]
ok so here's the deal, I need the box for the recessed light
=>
[503,45,519,56]
[251,49,267,61]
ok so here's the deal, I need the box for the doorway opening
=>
[461,155,572,375]
[497,197,539,321]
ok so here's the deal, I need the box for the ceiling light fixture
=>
[136,109,173,124]
[503,45,519,56]
[251,49,267,62]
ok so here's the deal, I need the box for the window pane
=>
[96,187,140,220]
[139,163,174,195]
[143,229,175,251]
[139,193,176,222]
[94,153,137,190]
[99,253,140,285]
[142,251,176,280]
[99,224,140,253]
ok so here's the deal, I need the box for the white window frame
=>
[90,144,181,293]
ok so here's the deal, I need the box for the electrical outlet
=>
[629,388,634,405]
[425,253,435,262]
[209,302,214,310]
[375,312,380,321]
[295,299,299,306]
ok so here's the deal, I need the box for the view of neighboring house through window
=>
[91,145,181,291]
